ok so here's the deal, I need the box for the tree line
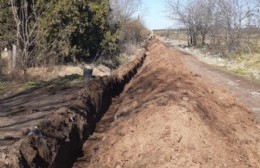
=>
[0,0,148,78]
[166,0,260,55]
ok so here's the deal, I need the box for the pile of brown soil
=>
[73,39,260,168]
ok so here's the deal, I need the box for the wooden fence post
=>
[12,44,17,71]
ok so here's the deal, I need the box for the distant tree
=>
[110,0,141,23]
[120,18,149,44]
[166,0,259,55]
[110,0,148,49]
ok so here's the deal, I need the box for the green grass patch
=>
[115,55,130,66]
[231,67,247,75]
[0,82,40,96]
[0,83,7,91]
[27,81,42,88]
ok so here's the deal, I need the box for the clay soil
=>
[73,39,260,168]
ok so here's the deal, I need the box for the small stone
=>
[182,97,189,101]
[177,136,183,143]
[102,136,107,141]
[250,91,260,96]
[1,153,7,159]
[165,154,172,162]
[208,89,214,94]
[227,81,238,86]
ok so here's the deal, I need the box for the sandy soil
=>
[73,39,260,168]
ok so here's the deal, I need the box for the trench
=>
[15,50,147,168]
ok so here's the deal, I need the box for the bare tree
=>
[166,0,259,54]
[196,0,215,46]
[10,0,50,77]
[257,0,260,28]
[166,0,193,45]
[110,0,141,23]
[11,0,36,76]
[110,0,148,47]
[166,0,210,46]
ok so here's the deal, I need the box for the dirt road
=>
[73,39,260,168]
[168,45,260,121]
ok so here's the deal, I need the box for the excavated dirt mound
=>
[73,39,260,168]
[0,48,146,168]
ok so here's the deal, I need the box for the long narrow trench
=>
[72,58,145,168]
[0,45,147,168]
[71,54,147,168]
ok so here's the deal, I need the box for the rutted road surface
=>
[161,38,260,120]
[74,39,260,168]
[179,51,260,120]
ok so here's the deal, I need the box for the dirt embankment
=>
[0,47,146,167]
[73,39,260,168]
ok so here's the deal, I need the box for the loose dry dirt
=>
[73,39,260,168]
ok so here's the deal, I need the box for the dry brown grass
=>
[27,65,83,81]
[27,64,113,81]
